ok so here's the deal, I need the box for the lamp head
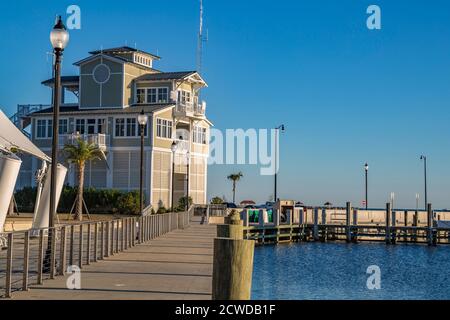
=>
[364,163,369,171]
[171,141,177,153]
[50,16,69,50]
[138,110,148,126]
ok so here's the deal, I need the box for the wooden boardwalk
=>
[10,220,216,300]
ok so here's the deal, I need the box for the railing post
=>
[121,219,125,251]
[78,224,84,268]
[94,223,98,262]
[100,222,104,259]
[132,218,136,247]
[23,231,30,291]
[105,221,110,257]
[110,221,115,256]
[125,219,129,249]
[69,225,74,266]
[50,228,57,279]
[391,210,397,244]
[37,230,44,285]
[116,220,120,253]
[5,233,13,298]
[87,224,91,265]
[59,226,67,275]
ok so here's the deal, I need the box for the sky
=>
[0,0,449,209]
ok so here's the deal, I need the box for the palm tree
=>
[63,138,104,221]
[227,172,243,204]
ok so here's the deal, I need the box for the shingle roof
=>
[136,71,197,81]
[41,76,80,86]
[30,104,173,116]
[89,46,161,60]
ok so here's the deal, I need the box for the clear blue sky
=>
[0,0,449,208]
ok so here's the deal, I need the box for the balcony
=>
[173,139,190,154]
[174,100,206,119]
[59,133,110,152]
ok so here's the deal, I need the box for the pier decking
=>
[6,218,216,300]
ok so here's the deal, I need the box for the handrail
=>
[0,211,190,298]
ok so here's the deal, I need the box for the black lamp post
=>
[420,155,428,210]
[45,15,69,274]
[171,141,177,210]
[274,124,285,202]
[138,110,148,216]
[364,163,369,209]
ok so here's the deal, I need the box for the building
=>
[15,46,211,210]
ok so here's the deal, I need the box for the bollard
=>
[212,238,255,300]
[427,204,435,246]
[218,211,244,239]
[346,202,351,243]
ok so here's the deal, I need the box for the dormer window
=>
[178,90,192,105]
[133,53,153,68]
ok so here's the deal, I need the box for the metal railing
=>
[59,133,110,150]
[175,101,206,117]
[0,211,190,298]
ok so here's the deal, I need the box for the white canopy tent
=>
[0,110,67,239]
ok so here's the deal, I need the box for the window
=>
[193,125,207,144]
[75,119,85,134]
[115,119,125,137]
[97,119,106,134]
[158,88,168,103]
[47,120,53,138]
[179,90,192,105]
[136,89,146,104]
[136,87,169,104]
[59,119,68,135]
[87,119,96,134]
[126,118,137,137]
[147,88,157,104]
[36,119,47,138]
[156,118,173,139]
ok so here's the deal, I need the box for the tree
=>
[63,138,104,221]
[227,172,243,204]
[211,196,224,205]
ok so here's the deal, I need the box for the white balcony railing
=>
[174,139,190,154]
[59,133,109,151]
[175,101,206,118]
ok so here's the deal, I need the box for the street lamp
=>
[138,110,148,215]
[186,151,190,211]
[171,141,178,210]
[45,15,69,275]
[364,163,369,209]
[274,124,285,203]
[420,155,428,210]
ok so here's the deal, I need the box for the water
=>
[251,242,450,300]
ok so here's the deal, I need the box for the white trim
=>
[134,86,169,105]
[112,115,148,138]
[155,117,173,139]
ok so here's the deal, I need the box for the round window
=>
[93,64,111,84]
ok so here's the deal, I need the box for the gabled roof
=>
[89,46,161,60]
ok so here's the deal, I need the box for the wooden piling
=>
[352,208,358,243]
[391,210,397,244]
[313,207,319,241]
[346,202,351,243]
[385,203,391,244]
[212,238,255,300]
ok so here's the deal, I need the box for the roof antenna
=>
[134,42,137,49]
[196,0,208,74]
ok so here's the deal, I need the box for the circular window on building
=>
[93,64,111,84]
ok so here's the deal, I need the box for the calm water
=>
[251,242,450,300]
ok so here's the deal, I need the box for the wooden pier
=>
[243,203,450,246]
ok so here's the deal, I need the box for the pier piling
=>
[346,202,351,243]
[385,203,391,244]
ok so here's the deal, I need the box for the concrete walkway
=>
[12,222,216,300]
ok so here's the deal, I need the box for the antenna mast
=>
[196,0,207,74]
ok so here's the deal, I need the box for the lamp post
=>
[364,163,369,209]
[186,151,190,211]
[171,141,178,210]
[49,15,69,228]
[420,155,428,210]
[274,124,285,203]
[44,15,69,274]
[138,110,148,216]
